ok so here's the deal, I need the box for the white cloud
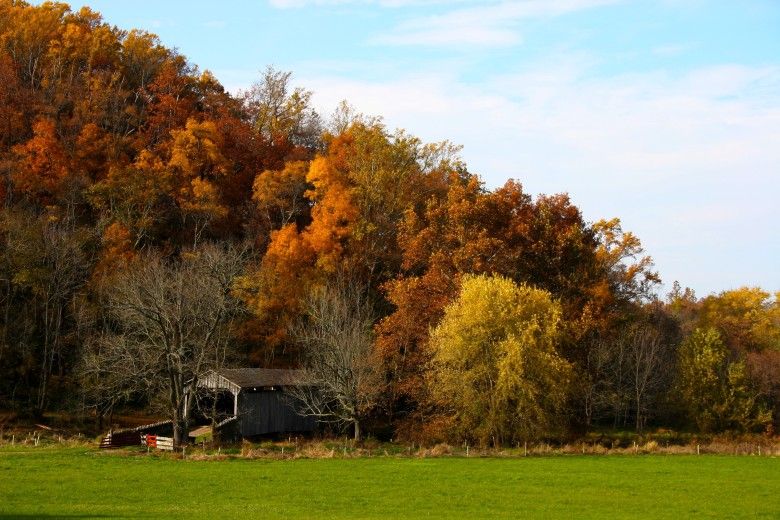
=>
[268,0,621,47]
[373,0,622,47]
[296,60,780,293]
[268,0,457,8]
[299,62,780,188]
[269,0,358,7]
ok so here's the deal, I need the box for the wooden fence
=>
[99,431,142,449]
[99,428,176,451]
[143,434,174,451]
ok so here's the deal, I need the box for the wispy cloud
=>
[301,62,780,184]
[268,0,456,8]
[297,60,780,292]
[373,0,622,47]
[269,0,358,7]
[268,0,621,48]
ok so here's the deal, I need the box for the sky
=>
[60,0,779,297]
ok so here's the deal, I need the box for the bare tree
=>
[242,66,322,150]
[626,325,670,431]
[581,333,616,429]
[595,321,676,431]
[0,210,92,413]
[81,242,248,444]
[79,333,145,430]
[287,276,380,441]
[580,309,678,432]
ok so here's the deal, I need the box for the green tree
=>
[676,328,770,432]
[428,274,572,446]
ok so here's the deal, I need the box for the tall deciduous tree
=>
[84,243,247,444]
[287,275,380,441]
[583,317,676,432]
[252,160,311,233]
[376,174,498,434]
[242,66,321,151]
[428,274,572,445]
[12,118,70,205]
[0,209,92,413]
[698,287,780,353]
[168,118,230,246]
[242,121,459,362]
[676,327,771,432]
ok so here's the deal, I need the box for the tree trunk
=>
[353,419,361,442]
[583,393,593,429]
[210,392,218,446]
[37,300,51,414]
[173,409,188,447]
[635,388,643,432]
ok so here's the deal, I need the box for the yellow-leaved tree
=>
[676,327,771,432]
[698,287,780,353]
[428,274,573,446]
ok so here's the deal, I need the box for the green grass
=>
[0,447,778,519]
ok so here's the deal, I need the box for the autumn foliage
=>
[0,1,777,442]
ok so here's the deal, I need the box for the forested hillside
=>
[1,1,778,444]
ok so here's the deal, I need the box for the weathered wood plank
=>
[155,436,174,451]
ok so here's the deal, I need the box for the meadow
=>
[0,446,778,519]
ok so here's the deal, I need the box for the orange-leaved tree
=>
[241,121,460,364]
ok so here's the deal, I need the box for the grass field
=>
[0,447,778,519]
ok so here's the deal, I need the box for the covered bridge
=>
[196,368,316,438]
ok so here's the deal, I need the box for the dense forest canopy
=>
[0,1,778,444]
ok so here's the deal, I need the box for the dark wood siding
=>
[238,390,315,436]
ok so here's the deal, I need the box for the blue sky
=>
[62,0,779,297]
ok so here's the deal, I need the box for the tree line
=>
[0,1,778,444]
